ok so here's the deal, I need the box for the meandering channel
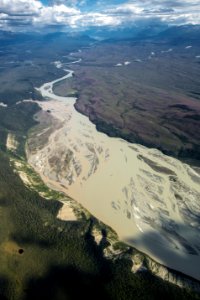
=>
[27,57,200,280]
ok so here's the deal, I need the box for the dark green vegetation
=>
[0,102,39,156]
[53,77,78,97]
[73,38,200,164]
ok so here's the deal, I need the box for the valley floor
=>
[27,66,200,281]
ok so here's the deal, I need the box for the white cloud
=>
[0,0,199,31]
[110,3,144,14]
[69,12,122,28]
[0,0,81,30]
[33,4,80,26]
[107,0,200,25]
[0,0,42,15]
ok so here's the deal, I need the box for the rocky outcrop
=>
[146,257,200,293]
[92,226,200,293]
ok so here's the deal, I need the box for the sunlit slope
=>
[27,70,200,280]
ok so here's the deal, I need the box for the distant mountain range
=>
[0,24,200,46]
[154,25,200,45]
[0,30,94,46]
[100,24,200,45]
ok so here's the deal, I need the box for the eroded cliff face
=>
[146,258,200,292]
[92,226,200,293]
[26,69,200,281]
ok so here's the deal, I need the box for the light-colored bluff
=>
[27,67,200,281]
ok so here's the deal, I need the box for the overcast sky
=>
[0,0,199,31]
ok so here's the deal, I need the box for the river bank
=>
[27,62,200,281]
